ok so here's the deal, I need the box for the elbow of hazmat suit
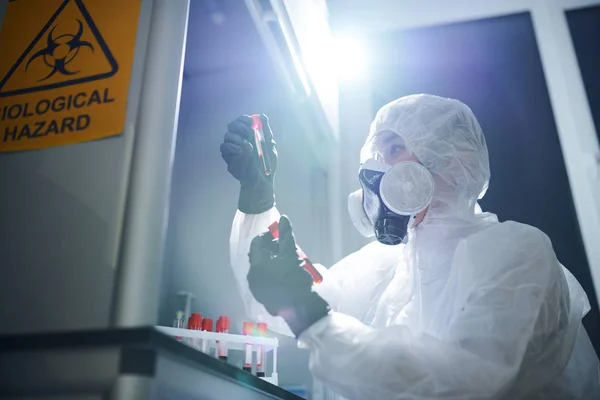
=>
[227,94,599,399]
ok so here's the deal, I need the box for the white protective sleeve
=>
[229,207,296,336]
[298,223,567,399]
[311,240,405,324]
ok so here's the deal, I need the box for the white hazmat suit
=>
[229,94,600,399]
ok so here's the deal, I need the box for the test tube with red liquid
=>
[201,318,213,354]
[217,316,230,361]
[242,321,254,373]
[256,322,267,377]
[250,114,272,176]
[268,221,323,284]
[188,313,202,348]
[216,319,223,359]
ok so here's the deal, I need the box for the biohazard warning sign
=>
[0,0,142,152]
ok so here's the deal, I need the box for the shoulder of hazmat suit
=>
[229,94,599,399]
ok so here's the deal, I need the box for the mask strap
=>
[409,214,418,228]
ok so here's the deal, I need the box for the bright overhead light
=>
[332,34,368,80]
[301,31,368,85]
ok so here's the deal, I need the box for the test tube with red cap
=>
[256,322,268,377]
[201,318,213,354]
[250,114,272,176]
[242,321,254,373]
[268,221,323,284]
[221,316,230,333]
[188,313,202,348]
[217,316,230,361]
[216,319,223,358]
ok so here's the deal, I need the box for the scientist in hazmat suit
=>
[220,94,600,399]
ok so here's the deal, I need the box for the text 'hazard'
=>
[1,88,114,143]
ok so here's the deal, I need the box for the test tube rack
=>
[156,326,279,385]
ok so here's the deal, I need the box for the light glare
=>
[333,34,368,80]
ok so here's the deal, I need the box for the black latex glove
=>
[247,215,330,337]
[220,115,278,214]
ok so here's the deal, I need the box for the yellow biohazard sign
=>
[0,0,142,152]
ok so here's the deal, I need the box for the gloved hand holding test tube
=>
[220,113,276,214]
[268,220,323,284]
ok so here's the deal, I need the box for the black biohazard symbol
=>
[0,0,118,98]
[25,20,94,81]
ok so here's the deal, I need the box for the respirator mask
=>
[348,159,434,245]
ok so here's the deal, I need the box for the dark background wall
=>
[567,5,600,145]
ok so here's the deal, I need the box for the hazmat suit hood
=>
[361,94,490,221]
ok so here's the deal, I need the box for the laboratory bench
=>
[0,327,304,400]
